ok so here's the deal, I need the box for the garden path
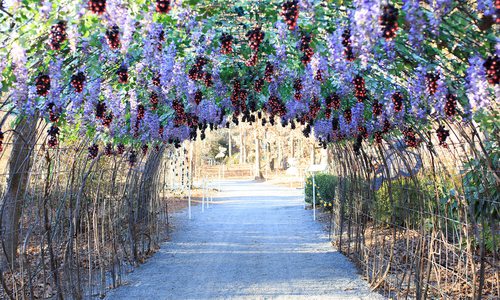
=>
[106,180,383,299]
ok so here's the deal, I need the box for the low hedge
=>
[305,173,337,209]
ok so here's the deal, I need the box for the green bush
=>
[305,173,337,209]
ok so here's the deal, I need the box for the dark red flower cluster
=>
[128,150,137,166]
[308,96,321,120]
[353,75,367,102]
[71,72,86,93]
[246,26,265,51]
[137,104,145,121]
[231,80,248,115]
[133,104,144,134]
[154,29,165,51]
[332,117,339,131]
[254,78,264,93]
[152,74,161,86]
[341,29,355,61]
[302,123,311,138]
[403,127,419,148]
[105,143,114,156]
[379,5,399,41]
[47,125,60,148]
[156,0,171,14]
[344,108,352,123]
[382,119,391,133]
[299,33,314,65]
[425,72,439,95]
[245,51,259,67]
[106,25,121,50]
[264,62,274,82]
[0,129,3,152]
[315,69,323,82]
[88,0,106,15]
[220,33,233,54]
[203,72,213,87]
[47,102,60,122]
[95,101,107,120]
[36,74,51,96]
[358,126,368,139]
[49,21,67,51]
[281,0,299,30]
[326,93,341,111]
[444,93,457,117]
[172,98,186,126]
[484,55,499,85]
[150,92,159,110]
[372,100,383,116]
[158,124,165,137]
[374,131,383,144]
[188,56,208,81]
[436,125,450,148]
[141,144,148,155]
[117,143,125,155]
[268,95,286,117]
[392,92,404,113]
[117,66,129,84]
[353,134,363,155]
[88,144,99,159]
[194,89,203,105]
[102,113,113,127]
[293,78,303,100]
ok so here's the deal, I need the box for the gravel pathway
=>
[106,180,384,300]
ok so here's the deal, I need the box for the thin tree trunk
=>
[254,132,263,180]
[1,114,38,267]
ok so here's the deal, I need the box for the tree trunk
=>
[239,129,243,165]
[254,132,263,180]
[1,115,38,267]
[228,129,232,160]
[310,143,315,165]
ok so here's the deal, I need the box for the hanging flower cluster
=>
[484,55,499,85]
[88,0,106,15]
[155,0,171,14]
[106,25,121,50]
[403,127,419,148]
[299,33,314,65]
[281,1,300,31]
[353,75,367,102]
[392,92,404,113]
[436,125,450,148]
[220,33,233,54]
[71,72,85,93]
[246,26,265,51]
[379,4,399,41]
[294,78,303,100]
[88,144,99,159]
[49,21,67,50]
[35,74,51,96]
[341,29,355,61]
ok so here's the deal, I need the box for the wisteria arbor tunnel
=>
[0,0,498,299]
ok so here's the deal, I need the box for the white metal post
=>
[312,173,316,221]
